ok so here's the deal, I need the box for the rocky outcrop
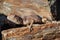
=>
[1,22,60,40]
[0,0,52,20]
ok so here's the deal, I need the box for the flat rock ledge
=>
[1,22,60,40]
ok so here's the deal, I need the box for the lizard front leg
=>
[28,20,34,32]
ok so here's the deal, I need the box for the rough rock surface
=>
[1,22,60,40]
[0,0,52,20]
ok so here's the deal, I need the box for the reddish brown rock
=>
[1,23,60,40]
[0,0,52,20]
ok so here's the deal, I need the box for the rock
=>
[0,0,52,20]
[1,23,60,40]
